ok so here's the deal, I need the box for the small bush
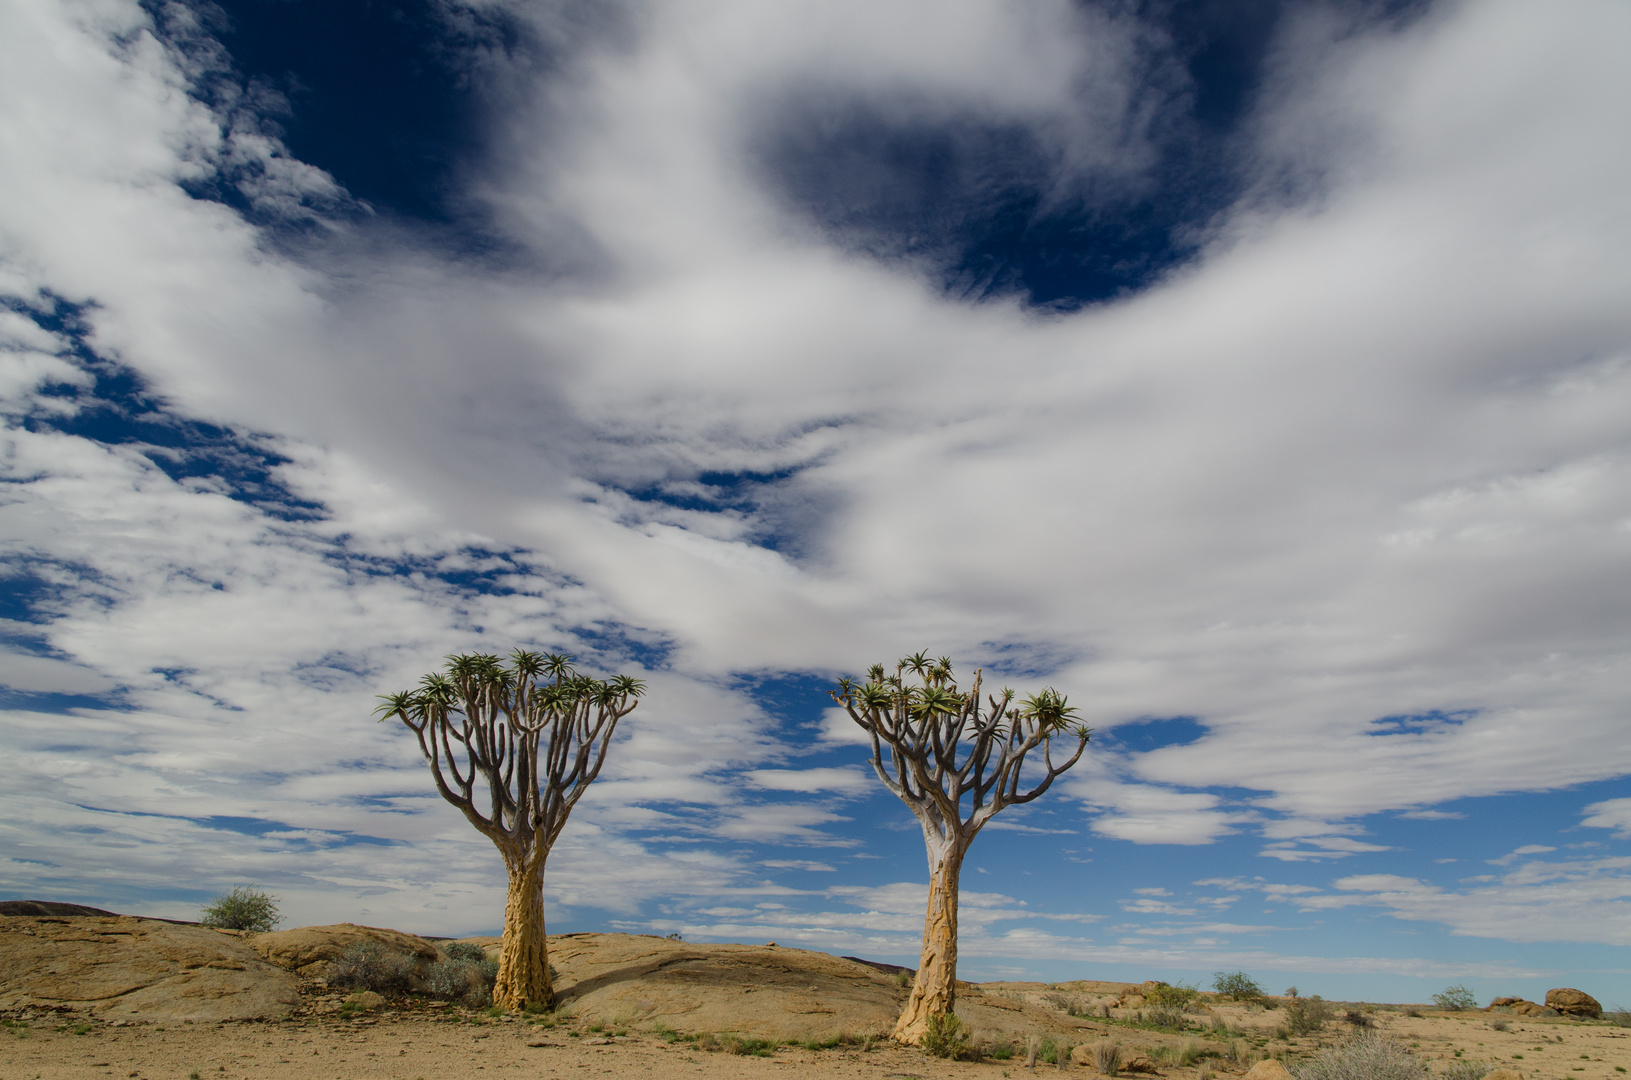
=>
[987,1041,1015,1061]
[1147,1003,1188,1028]
[1488,1019,1509,1032]
[444,942,487,963]
[723,1036,776,1056]
[1292,1032,1429,1080]
[1214,971,1266,1002]
[1037,1036,1060,1064]
[1284,989,1334,1036]
[328,940,417,995]
[199,886,281,933]
[1433,986,1479,1012]
[1442,1061,1492,1080]
[1605,1005,1631,1028]
[1345,1009,1375,1029]
[895,969,913,988]
[921,1013,971,1059]
[1094,1041,1122,1076]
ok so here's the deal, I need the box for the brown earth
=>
[3,913,1629,1079]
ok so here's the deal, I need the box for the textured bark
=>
[492,859,552,1010]
[893,843,963,1044]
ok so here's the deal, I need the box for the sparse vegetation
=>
[1441,1060,1491,1080]
[425,945,499,1007]
[1292,1032,1429,1080]
[921,1012,972,1059]
[987,1040,1015,1060]
[1283,988,1334,1036]
[1489,1019,1509,1032]
[1145,981,1200,1028]
[1094,1041,1122,1076]
[1433,986,1479,1012]
[199,886,282,932]
[1606,1005,1631,1028]
[1214,971,1267,1002]
[328,940,417,995]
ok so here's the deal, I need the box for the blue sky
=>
[2,0,1629,1009]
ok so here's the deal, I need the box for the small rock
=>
[344,991,386,1011]
[1242,1060,1294,1080]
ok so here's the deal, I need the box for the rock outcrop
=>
[542,933,1094,1042]
[248,923,442,979]
[0,901,122,917]
[0,915,299,1023]
[1544,988,1602,1019]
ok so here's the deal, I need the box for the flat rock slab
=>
[538,933,1097,1044]
[0,915,298,1023]
[249,923,441,977]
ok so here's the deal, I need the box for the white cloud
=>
[1293,858,1631,946]
[0,0,1628,978]
[744,767,875,795]
[1487,844,1557,867]
[1581,798,1631,839]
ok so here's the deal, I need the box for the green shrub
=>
[328,940,417,995]
[444,942,487,963]
[1213,971,1266,1002]
[1292,1032,1429,1080]
[921,1013,970,1059]
[988,1041,1015,1061]
[1432,986,1478,1012]
[199,886,281,932]
[1284,989,1334,1036]
[425,952,496,1006]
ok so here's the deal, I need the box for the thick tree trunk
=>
[492,859,552,1011]
[893,840,964,1044]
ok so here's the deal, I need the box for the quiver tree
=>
[831,652,1089,1045]
[376,651,644,1010]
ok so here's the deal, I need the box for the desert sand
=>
[2,913,1627,1079]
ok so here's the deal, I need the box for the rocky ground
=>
[2,911,1627,1079]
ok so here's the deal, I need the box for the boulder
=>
[1242,1060,1294,1080]
[344,991,387,1011]
[1121,1053,1159,1073]
[0,915,298,1023]
[1544,988,1601,1019]
[1487,997,1555,1016]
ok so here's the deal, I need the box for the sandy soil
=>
[3,1004,1628,1080]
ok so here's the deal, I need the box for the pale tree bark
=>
[494,856,550,1007]
[377,651,643,1012]
[894,837,965,1043]
[832,654,1089,1046]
